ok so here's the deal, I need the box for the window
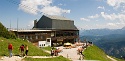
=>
[20,35,24,38]
[30,36,32,40]
[26,36,28,39]
[36,35,38,39]
[47,39,50,42]
[41,36,43,39]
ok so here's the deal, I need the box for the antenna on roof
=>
[10,20,11,30]
[17,18,18,31]
[62,12,66,17]
[17,18,19,38]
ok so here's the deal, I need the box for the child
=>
[19,44,24,57]
[8,43,13,57]
[25,45,28,56]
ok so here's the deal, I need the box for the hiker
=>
[19,44,25,57]
[79,47,84,56]
[51,48,54,57]
[56,48,63,53]
[77,47,84,56]
[55,48,59,56]
[25,45,28,56]
[8,43,13,57]
[77,47,80,55]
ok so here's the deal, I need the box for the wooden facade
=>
[12,15,79,46]
[13,30,79,46]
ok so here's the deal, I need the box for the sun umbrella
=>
[64,42,72,46]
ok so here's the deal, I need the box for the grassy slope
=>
[0,37,71,61]
[83,45,112,61]
[116,58,125,61]
[42,47,56,51]
[24,56,71,61]
[42,47,52,51]
[112,57,125,61]
[0,37,50,56]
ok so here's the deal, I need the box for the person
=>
[77,47,80,55]
[25,45,28,56]
[51,48,54,57]
[55,48,59,56]
[8,43,13,57]
[79,47,84,56]
[19,44,24,57]
[77,47,84,55]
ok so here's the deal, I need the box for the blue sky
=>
[0,0,125,30]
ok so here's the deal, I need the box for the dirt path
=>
[58,46,84,61]
[0,56,23,61]
[107,55,117,61]
[0,49,55,61]
[0,56,58,61]
[27,56,56,58]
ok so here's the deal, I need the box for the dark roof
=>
[34,15,78,30]
[45,15,72,21]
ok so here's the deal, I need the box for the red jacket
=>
[8,44,13,50]
[20,46,24,51]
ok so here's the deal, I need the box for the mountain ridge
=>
[80,27,125,36]
[80,27,125,59]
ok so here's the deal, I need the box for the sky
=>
[0,0,125,30]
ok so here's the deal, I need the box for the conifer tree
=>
[0,22,16,39]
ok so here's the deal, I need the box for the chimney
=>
[34,19,37,28]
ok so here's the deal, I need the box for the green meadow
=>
[24,56,71,61]
[0,37,71,61]
[83,45,112,61]
[0,37,50,56]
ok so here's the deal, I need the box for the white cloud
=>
[94,23,120,29]
[95,24,99,26]
[107,0,125,8]
[96,20,99,21]
[101,12,118,20]
[107,0,117,7]
[80,18,90,21]
[58,3,66,6]
[82,11,125,29]
[95,24,105,29]
[80,14,99,22]
[88,14,100,19]
[121,9,125,13]
[116,22,121,25]
[117,14,125,24]
[19,0,70,15]
[106,0,125,14]
[101,12,125,25]
[97,6,105,10]
[41,6,70,15]
[107,23,117,27]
